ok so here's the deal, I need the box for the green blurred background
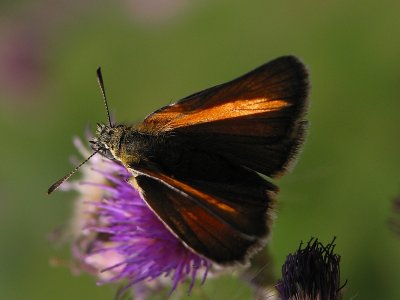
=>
[1,0,400,299]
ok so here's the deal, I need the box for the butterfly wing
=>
[130,56,309,264]
[131,163,277,264]
[139,55,309,177]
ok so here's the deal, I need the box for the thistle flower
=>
[124,0,191,25]
[63,137,210,298]
[276,238,343,300]
[0,20,46,98]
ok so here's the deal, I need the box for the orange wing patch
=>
[159,98,291,129]
[139,167,237,214]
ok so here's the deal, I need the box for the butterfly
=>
[49,55,309,265]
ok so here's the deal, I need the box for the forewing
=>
[140,55,308,131]
[132,165,277,265]
[139,56,309,177]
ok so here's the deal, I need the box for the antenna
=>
[47,151,98,195]
[96,67,112,127]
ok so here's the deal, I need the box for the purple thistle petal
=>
[66,138,211,297]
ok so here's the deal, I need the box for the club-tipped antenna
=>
[47,151,98,195]
[96,67,112,127]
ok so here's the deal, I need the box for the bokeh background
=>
[1,0,400,299]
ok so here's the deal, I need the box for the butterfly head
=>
[90,123,125,161]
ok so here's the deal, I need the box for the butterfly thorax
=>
[91,123,180,171]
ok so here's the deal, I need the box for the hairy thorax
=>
[115,128,184,173]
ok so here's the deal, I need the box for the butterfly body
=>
[92,124,193,175]
[51,55,309,265]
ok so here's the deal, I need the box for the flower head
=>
[276,238,343,300]
[63,137,210,298]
